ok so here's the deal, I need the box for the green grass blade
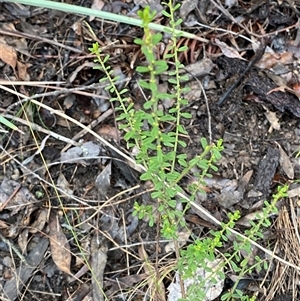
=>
[0,115,24,134]
[2,0,207,42]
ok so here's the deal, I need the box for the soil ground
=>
[0,1,300,300]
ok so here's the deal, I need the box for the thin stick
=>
[0,28,84,54]
[217,37,268,106]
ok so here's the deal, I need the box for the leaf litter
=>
[1,0,300,300]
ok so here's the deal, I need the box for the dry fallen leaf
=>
[262,105,280,132]
[164,229,191,253]
[215,38,245,60]
[30,208,48,234]
[49,212,71,275]
[275,142,294,179]
[95,161,112,199]
[168,259,224,301]
[17,61,29,81]
[0,41,17,70]
[97,125,119,141]
[90,234,108,301]
[256,51,293,69]
[180,0,198,19]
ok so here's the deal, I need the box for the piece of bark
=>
[248,147,280,204]
[216,57,300,117]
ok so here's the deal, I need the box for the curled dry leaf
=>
[275,142,294,179]
[17,61,29,81]
[95,161,112,199]
[288,185,300,198]
[18,228,29,254]
[48,212,71,275]
[182,58,215,80]
[29,208,48,234]
[60,141,102,164]
[57,172,73,198]
[262,105,280,133]
[179,0,198,19]
[256,51,293,69]
[0,177,35,214]
[0,39,17,69]
[215,38,245,60]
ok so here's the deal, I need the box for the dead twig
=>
[0,28,84,54]
[217,37,268,106]
[0,183,21,211]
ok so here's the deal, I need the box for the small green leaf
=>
[134,38,143,45]
[164,53,174,59]
[181,112,191,119]
[162,10,171,18]
[136,66,150,73]
[168,78,177,84]
[178,45,188,52]
[200,137,208,149]
[152,33,162,44]
[139,80,151,89]
[180,74,189,82]
[174,3,181,10]
[160,114,176,122]
[178,140,187,147]
[0,116,22,133]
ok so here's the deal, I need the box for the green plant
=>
[0,114,23,134]
[177,184,288,301]
[90,4,223,239]
[1,1,292,301]
[220,185,288,301]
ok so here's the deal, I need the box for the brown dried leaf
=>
[95,161,111,199]
[97,125,119,141]
[49,212,71,275]
[262,105,280,132]
[256,51,293,69]
[90,235,108,301]
[17,61,29,81]
[30,208,48,234]
[57,172,73,198]
[275,142,294,179]
[215,39,245,60]
[0,42,17,69]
